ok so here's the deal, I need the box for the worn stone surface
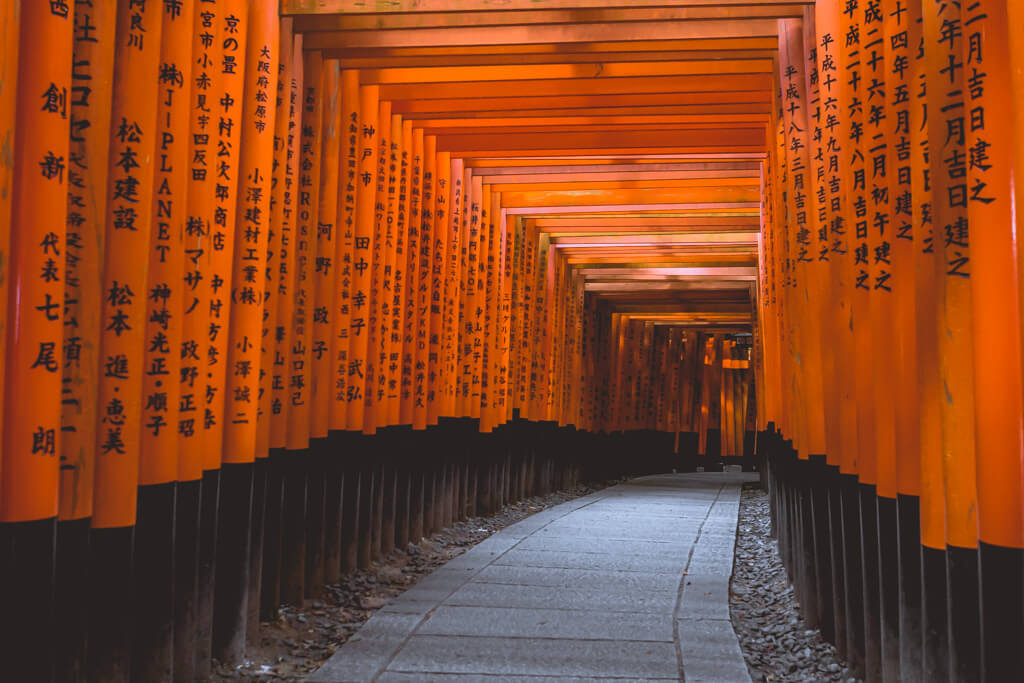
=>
[310,472,756,683]
[212,481,618,681]
[730,484,861,682]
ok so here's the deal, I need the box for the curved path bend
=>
[308,472,757,683]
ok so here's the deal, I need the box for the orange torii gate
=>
[0,1,1022,681]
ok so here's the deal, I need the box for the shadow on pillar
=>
[55,517,89,682]
[1,518,57,683]
[279,453,306,606]
[132,482,176,681]
[87,524,134,682]
[174,477,202,682]
[212,462,254,666]
[260,449,286,622]
[896,494,922,682]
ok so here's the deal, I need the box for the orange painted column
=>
[477,183,494,422]
[0,2,67,675]
[862,0,898,503]
[961,2,1024,673]
[1,0,74,524]
[924,1,981,677]
[260,17,291,451]
[427,151,451,426]
[913,13,948,680]
[203,0,248,467]
[92,0,163,529]
[0,0,17,490]
[886,0,923,505]
[442,158,465,418]
[347,84,378,429]
[180,0,218,468]
[269,32,303,448]
[482,191,503,430]
[330,69,359,428]
[811,0,843,468]
[222,0,278,462]
[412,135,436,429]
[780,16,826,458]
[399,127,422,425]
[385,116,411,425]
[286,50,323,450]
[256,17,292,459]
[139,0,194,489]
[512,211,532,417]
[841,3,870,484]
[925,0,979,551]
[962,0,1024,550]
[60,0,117,521]
[378,112,404,427]
[362,98,390,433]
[496,211,516,426]
[1012,2,1024,407]
[310,62,339,440]
[455,169,477,419]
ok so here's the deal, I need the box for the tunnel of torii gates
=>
[2,0,1024,681]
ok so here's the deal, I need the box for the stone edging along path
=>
[308,473,757,682]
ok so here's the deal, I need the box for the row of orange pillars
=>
[2,0,1024,681]
[0,0,768,680]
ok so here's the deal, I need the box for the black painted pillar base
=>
[260,450,286,621]
[248,457,268,645]
[323,441,344,585]
[55,517,90,682]
[380,429,399,557]
[212,462,254,666]
[195,468,220,680]
[978,542,1023,682]
[357,434,377,568]
[394,428,413,549]
[280,452,307,605]
[0,518,57,683]
[860,483,882,683]
[305,443,327,597]
[809,455,833,641]
[896,494,922,683]
[87,525,134,683]
[921,544,950,683]
[174,478,202,682]
[340,434,361,573]
[840,474,866,678]
[877,494,900,682]
[946,544,981,682]
[133,482,177,682]
[704,428,723,472]
[827,467,848,659]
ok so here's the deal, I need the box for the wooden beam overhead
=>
[302,19,780,49]
[282,0,811,15]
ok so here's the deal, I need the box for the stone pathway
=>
[308,473,757,682]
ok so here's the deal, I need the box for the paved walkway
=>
[308,473,757,682]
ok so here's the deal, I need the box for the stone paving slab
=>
[492,548,686,573]
[513,536,694,556]
[376,674,679,682]
[416,605,674,641]
[471,564,681,591]
[387,635,681,679]
[443,581,680,614]
[309,472,757,683]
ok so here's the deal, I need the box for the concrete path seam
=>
[672,482,726,682]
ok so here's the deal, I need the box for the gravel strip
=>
[730,484,861,683]
[214,478,625,681]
